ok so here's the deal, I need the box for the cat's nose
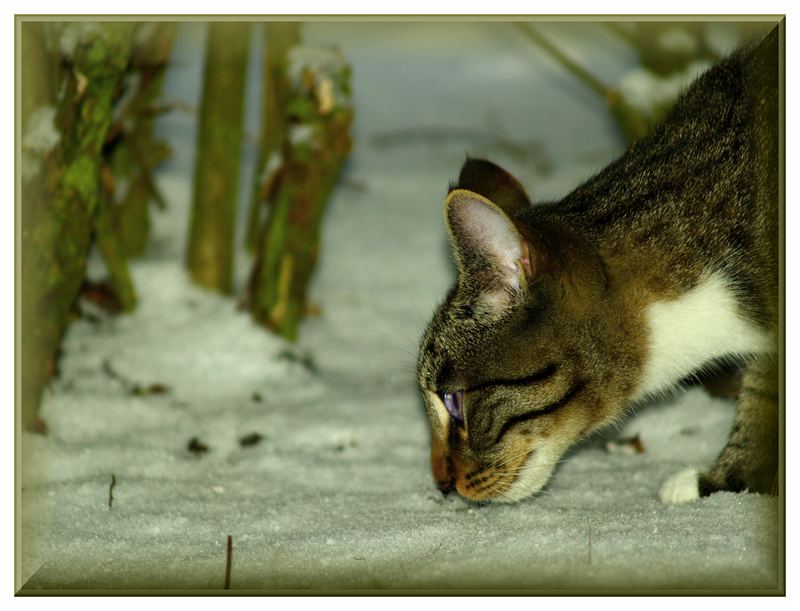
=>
[436,478,456,496]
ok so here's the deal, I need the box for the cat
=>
[416,26,779,504]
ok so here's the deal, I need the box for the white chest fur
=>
[632,273,772,401]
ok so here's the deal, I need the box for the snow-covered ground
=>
[19,21,779,592]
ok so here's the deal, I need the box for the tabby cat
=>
[417,27,780,504]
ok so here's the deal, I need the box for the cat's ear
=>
[445,189,535,312]
[455,158,531,219]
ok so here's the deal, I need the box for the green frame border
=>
[14,14,786,596]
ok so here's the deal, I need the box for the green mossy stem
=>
[95,195,137,312]
[21,23,134,430]
[186,22,252,293]
[109,22,176,258]
[248,49,353,341]
[245,22,302,254]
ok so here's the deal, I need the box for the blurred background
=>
[18,19,779,591]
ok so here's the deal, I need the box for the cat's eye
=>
[441,390,465,422]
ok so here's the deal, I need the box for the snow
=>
[288,124,315,146]
[257,151,283,188]
[21,105,59,182]
[288,45,350,117]
[58,22,106,58]
[19,21,779,592]
[619,60,713,120]
[22,105,59,153]
[705,23,745,59]
[656,27,699,55]
[288,45,348,87]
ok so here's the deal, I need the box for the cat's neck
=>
[521,205,774,403]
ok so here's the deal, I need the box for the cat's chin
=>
[484,445,561,503]
[500,450,558,502]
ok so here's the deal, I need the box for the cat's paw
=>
[659,468,700,505]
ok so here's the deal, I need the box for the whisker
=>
[494,475,554,498]
[490,447,533,470]
[365,317,423,349]
[490,457,570,489]
[493,467,527,478]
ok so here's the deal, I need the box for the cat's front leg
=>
[700,353,779,496]
[661,353,779,504]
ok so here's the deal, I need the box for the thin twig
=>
[224,534,233,590]
[514,23,612,99]
[108,474,116,509]
[102,358,127,387]
[160,96,197,115]
[102,358,170,396]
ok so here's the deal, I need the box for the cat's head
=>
[417,158,640,502]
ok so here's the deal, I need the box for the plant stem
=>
[186,22,251,293]
[514,22,611,99]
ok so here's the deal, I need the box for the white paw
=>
[659,468,700,505]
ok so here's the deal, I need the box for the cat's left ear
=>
[445,189,535,312]
[456,157,531,219]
